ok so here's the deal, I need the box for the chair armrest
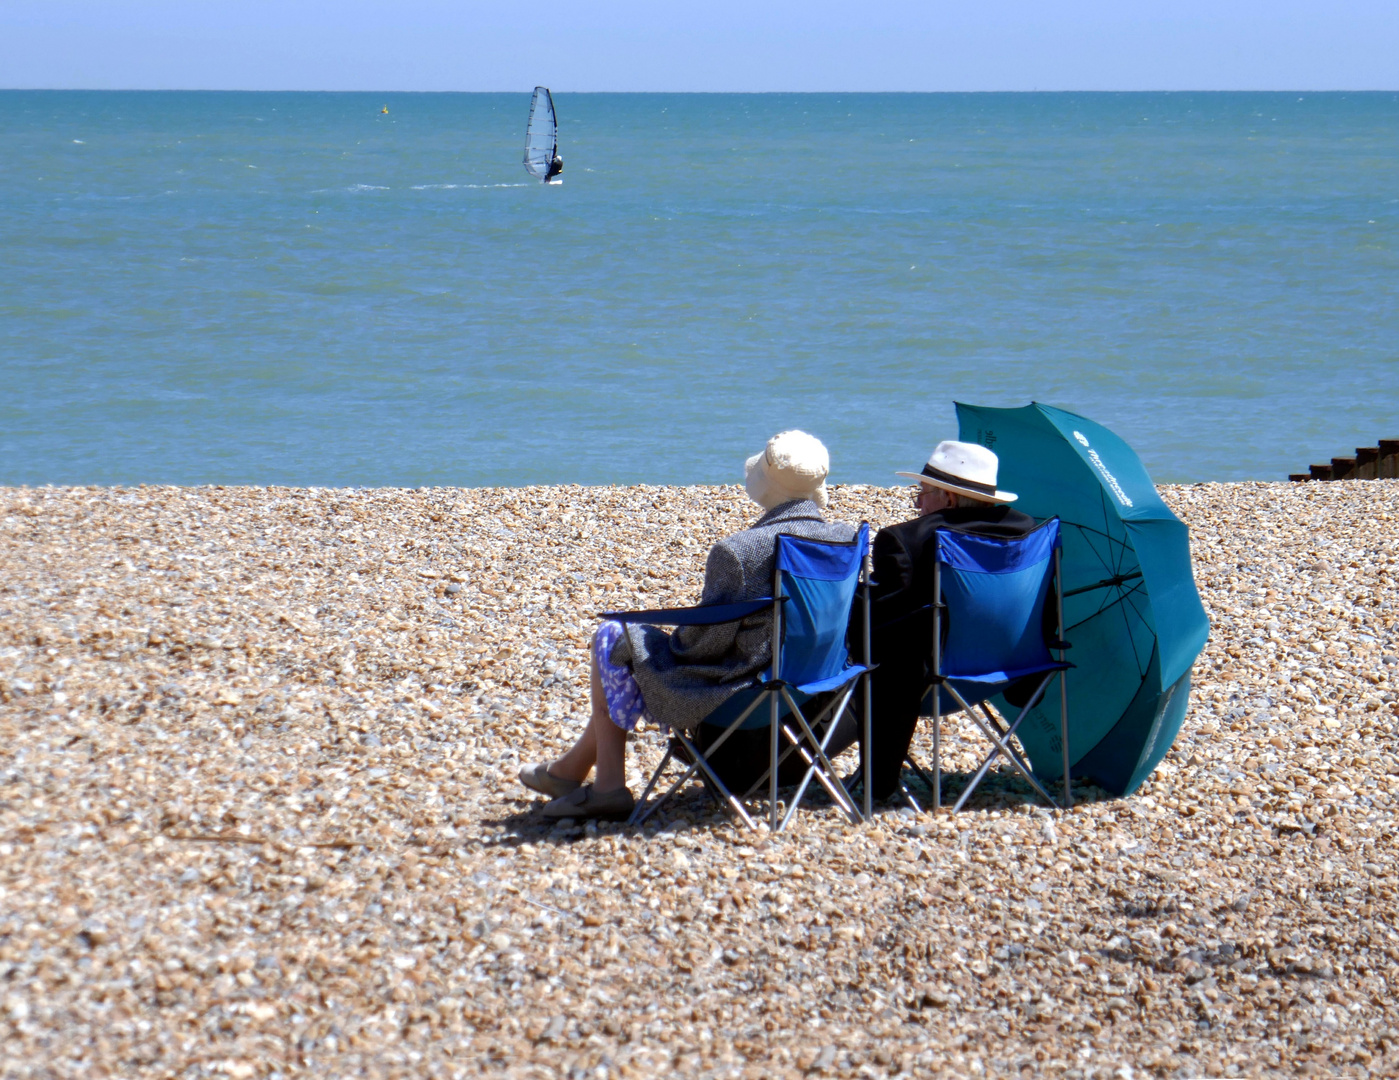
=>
[601,596,783,626]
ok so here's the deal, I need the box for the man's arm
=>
[869,528,905,597]
[868,524,918,627]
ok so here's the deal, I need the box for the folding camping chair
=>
[607,524,874,832]
[906,518,1074,812]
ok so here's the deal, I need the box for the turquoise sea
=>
[2,91,1396,487]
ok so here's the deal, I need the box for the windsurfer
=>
[545,152,563,180]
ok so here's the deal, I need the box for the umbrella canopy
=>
[956,402,1210,796]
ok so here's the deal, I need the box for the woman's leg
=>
[548,630,629,790]
[590,697,628,793]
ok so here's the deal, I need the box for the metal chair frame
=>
[912,530,1073,812]
[626,529,874,832]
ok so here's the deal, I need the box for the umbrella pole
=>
[1056,547,1071,811]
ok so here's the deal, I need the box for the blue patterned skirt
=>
[594,620,655,732]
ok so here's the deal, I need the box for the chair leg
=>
[742,690,862,830]
[631,758,700,827]
[778,687,861,825]
[738,695,837,804]
[905,754,937,796]
[1055,544,1072,812]
[769,691,780,832]
[626,745,676,826]
[632,727,761,831]
[861,671,873,823]
[949,682,1058,812]
[898,782,922,814]
[1060,668,1072,811]
[777,719,861,829]
[932,691,942,811]
[675,729,759,831]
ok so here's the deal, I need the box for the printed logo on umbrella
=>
[1072,431,1134,509]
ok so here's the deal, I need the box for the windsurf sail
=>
[523,87,558,182]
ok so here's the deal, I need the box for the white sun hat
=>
[744,430,830,510]
[895,440,1018,503]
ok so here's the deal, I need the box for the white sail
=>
[523,87,558,182]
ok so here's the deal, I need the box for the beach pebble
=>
[0,479,1396,1076]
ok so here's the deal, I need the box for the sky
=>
[1,0,1396,92]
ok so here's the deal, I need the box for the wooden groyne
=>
[1290,440,1399,481]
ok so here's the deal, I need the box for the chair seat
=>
[791,663,869,696]
[940,659,1070,686]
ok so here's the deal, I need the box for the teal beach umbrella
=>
[956,402,1210,797]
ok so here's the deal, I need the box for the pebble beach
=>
[1,479,1397,1079]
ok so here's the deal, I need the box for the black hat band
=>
[921,463,997,496]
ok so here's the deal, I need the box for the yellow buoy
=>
[381,105,389,114]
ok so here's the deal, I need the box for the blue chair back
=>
[937,518,1060,682]
[776,523,869,689]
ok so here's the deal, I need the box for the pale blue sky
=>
[1,0,1396,91]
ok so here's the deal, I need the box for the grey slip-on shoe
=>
[540,784,635,821]
[518,762,583,799]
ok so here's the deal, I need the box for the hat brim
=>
[895,471,1018,503]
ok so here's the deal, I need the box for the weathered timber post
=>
[1380,440,1399,479]
[1293,442,1399,481]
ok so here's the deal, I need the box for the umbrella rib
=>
[1075,572,1143,624]
[1072,584,1119,627]
[1067,523,1119,576]
[1064,521,1133,576]
[1102,486,1131,578]
[1117,586,1151,679]
[1062,569,1143,598]
[1065,580,1149,636]
[1121,586,1155,678]
[1065,486,1153,679]
[1098,487,1126,578]
[1071,590,1151,683]
[1066,521,1129,544]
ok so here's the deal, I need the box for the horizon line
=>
[3,86,1398,95]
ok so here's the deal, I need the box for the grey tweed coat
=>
[609,499,857,732]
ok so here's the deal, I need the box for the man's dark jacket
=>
[854,503,1038,799]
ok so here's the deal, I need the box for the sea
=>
[2,91,1396,488]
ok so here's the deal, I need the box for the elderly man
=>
[859,441,1036,800]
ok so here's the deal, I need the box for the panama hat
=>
[896,440,1018,503]
[745,430,830,510]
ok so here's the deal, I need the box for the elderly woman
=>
[518,430,856,820]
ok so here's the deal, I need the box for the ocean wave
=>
[308,184,394,193]
[411,183,530,190]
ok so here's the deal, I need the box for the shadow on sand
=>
[479,764,1118,849]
